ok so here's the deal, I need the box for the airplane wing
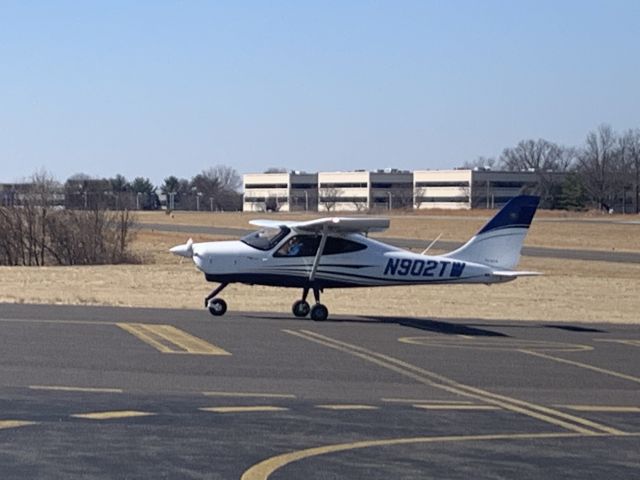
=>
[249,219,302,229]
[294,217,389,233]
[249,217,390,233]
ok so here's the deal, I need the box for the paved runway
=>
[0,303,639,479]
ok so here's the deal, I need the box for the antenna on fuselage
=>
[421,233,442,255]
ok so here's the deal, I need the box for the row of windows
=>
[415,181,470,187]
[416,196,470,203]
[370,182,413,189]
[245,183,288,189]
[247,180,532,190]
[319,196,367,203]
[477,181,534,188]
[319,182,368,188]
[244,197,288,203]
[274,235,367,257]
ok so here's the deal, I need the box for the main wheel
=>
[292,300,311,318]
[208,298,227,316]
[310,303,329,321]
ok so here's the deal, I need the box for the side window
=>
[274,235,320,257]
[323,237,367,255]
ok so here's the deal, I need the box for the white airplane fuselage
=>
[190,233,509,289]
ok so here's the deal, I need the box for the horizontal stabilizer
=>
[492,270,542,278]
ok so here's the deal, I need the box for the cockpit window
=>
[240,227,290,251]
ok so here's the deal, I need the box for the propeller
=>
[170,238,194,258]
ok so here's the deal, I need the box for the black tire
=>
[208,298,227,316]
[292,300,311,318]
[310,303,329,321]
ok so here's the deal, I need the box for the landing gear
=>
[208,298,227,316]
[310,303,328,321]
[292,287,329,321]
[292,300,310,317]
[205,283,228,317]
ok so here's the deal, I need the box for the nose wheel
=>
[292,287,329,321]
[208,298,227,316]
[205,283,228,317]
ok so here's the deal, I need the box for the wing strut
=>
[308,225,329,282]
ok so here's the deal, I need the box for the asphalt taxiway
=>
[0,304,638,479]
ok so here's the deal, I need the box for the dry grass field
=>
[1,210,639,324]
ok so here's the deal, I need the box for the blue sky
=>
[1,0,638,185]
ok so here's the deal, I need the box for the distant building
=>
[243,172,318,212]
[413,169,566,209]
[242,169,567,212]
[318,169,413,212]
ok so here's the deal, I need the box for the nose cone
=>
[170,238,193,258]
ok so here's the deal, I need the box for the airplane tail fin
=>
[443,195,540,270]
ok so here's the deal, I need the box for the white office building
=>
[243,172,318,212]
[318,170,413,212]
[413,169,564,209]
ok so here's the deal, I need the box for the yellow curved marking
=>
[285,330,624,435]
[520,349,640,385]
[241,432,584,480]
[398,336,592,352]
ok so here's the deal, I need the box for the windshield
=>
[240,226,290,251]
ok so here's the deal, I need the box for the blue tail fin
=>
[444,196,540,269]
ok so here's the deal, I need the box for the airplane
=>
[170,195,541,321]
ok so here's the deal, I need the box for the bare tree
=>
[319,187,342,212]
[620,129,640,213]
[351,199,368,212]
[576,125,620,210]
[499,138,575,208]
[414,186,426,209]
[190,165,242,211]
[263,167,287,173]
[0,171,138,266]
[462,156,496,170]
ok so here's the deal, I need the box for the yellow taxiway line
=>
[202,391,296,399]
[118,323,230,355]
[519,349,640,385]
[413,404,500,411]
[381,398,474,404]
[559,405,640,413]
[284,329,625,436]
[71,410,156,420]
[200,406,289,413]
[0,420,38,430]
[29,385,123,393]
[316,404,379,411]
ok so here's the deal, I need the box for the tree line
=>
[1,165,243,212]
[464,125,640,212]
